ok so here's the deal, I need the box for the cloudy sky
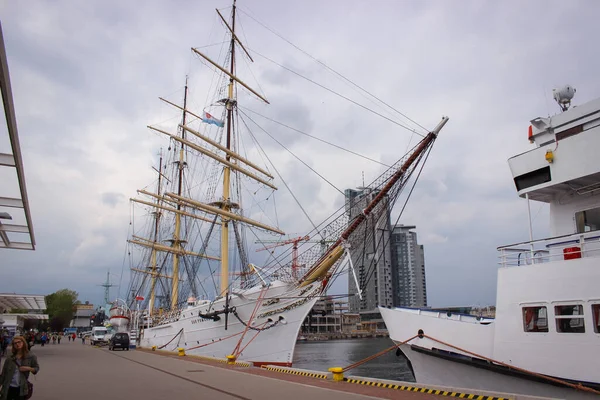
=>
[1,0,599,308]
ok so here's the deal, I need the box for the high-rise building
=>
[390,224,427,307]
[345,188,393,313]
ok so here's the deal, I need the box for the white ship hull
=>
[140,280,320,366]
[109,315,131,331]
[394,343,596,400]
[380,306,599,400]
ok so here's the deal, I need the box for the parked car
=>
[109,332,130,351]
[91,327,109,345]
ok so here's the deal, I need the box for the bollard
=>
[178,347,185,356]
[226,354,236,364]
[152,346,157,351]
[328,367,344,381]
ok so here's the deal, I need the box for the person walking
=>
[40,333,47,347]
[0,335,39,400]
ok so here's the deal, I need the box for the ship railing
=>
[498,231,600,267]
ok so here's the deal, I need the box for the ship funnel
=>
[553,85,576,111]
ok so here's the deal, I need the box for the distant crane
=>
[255,235,335,279]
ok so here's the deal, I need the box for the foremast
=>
[220,2,237,297]
[170,78,189,309]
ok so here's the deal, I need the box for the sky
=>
[1,0,600,308]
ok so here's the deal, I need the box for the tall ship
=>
[125,2,448,367]
[380,86,600,399]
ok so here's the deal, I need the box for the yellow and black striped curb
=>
[141,347,251,367]
[261,365,328,379]
[343,378,510,400]
[189,355,251,367]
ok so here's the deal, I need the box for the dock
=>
[16,341,546,400]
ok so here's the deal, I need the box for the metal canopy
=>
[0,22,35,250]
[0,294,46,312]
[0,313,49,321]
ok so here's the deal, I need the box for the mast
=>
[171,77,189,309]
[220,2,237,296]
[148,152,163,316]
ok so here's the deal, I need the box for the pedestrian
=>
[57,334,61,345]
[81,335,85,345]
[0,335,39,400]
[40,333,47,347]
[71,333,76,342]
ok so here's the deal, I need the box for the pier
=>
[12,341,544,400]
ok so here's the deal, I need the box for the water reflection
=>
[293,337,415,382]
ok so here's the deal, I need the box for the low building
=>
[0,294,47,336]
[71,303,94,329]
[302,296,347,334]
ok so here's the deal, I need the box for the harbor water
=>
[293,337,415,382]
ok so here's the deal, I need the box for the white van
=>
[91,326,109,345]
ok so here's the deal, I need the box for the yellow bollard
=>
[226,354,236,364]
[329,367,344,381]
[178,347,185,356]
[151,345,157,351]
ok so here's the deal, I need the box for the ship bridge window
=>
[514,167,551,191]
[555,305,585,333]
[593,304,600,333]
[575,207,600,233]
[522,306,548,332]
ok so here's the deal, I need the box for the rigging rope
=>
[239,106,390,167]
[239,110,343,195]
[249,49,425,138]
[238,114,320,234]
[238,7,428,135]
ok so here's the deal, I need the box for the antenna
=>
[98,271,116,305]
[362,171,365,187]
[552,85,576,112]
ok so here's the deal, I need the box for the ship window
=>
[522,306,548,332]
[575,207,600,233]
[555,305,585,333]
[514,167,551,191]
[593,304,600,333]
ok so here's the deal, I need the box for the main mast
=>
[148,152,163,316]
[171,78,189,309]
[220,2,237,296]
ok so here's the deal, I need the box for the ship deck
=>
[12,340,553,400]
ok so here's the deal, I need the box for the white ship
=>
[380,86,600,399]
[108,299,131,332]
[126,1,448,367]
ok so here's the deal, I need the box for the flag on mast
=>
[201,111,224,128]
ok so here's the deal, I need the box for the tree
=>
[45,289,78,331]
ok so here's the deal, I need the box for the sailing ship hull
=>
[140,280,320,366]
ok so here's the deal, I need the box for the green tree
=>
[45,289,78,331]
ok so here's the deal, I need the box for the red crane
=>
[255,235,310,279]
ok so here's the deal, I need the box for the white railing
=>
[498,231,600,267]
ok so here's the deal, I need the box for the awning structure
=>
[0,21,35,250]
[0,313,48,320]
[0,294,46,313]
